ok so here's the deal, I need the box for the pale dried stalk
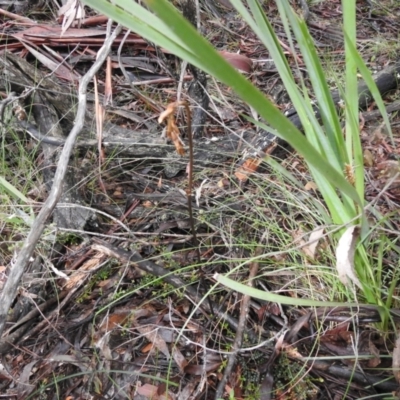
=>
[0,23,122,337]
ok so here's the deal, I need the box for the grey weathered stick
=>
[0,24,122,337]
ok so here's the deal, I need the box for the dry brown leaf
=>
[135,325,170,359]
[98,309,149,335]
[141,342,153,354]
[158,102,177,123]
[167,117,185,155]
[335,225,362,289]
[21,43,80,82]
[184,361,221,375]
[13,25,106,40]
[136,383,159,399]
[172,346,188,372]
[94,332,113,360]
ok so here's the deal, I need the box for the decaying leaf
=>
[21,43,81,82]
[178,382,196,399]
[135,325,171,359]
[172,346,188,372]
[335,225,362,289]
[303,227,325,259]
[94,332,113,361]
[184,361,221,375]
[393,334,400,383]
[293,227,325,260]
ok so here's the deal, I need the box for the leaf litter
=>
[0,0,400,399]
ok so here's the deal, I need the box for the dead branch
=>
[0,23,123,338]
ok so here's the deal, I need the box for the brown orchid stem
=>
[183,101,214,319]
[183,101,201,264]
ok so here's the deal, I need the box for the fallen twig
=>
[0,22,123,337]
[0,8,36,24]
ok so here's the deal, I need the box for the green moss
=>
[272,352,318,399]
[76,264,113,303]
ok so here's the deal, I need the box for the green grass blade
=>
[83,0,197,60]
[278,1,345,166]
[239,0,359,222]
[145,0,362,205]
[342,0,365,200]
[0,175,29,203]
[242,0,327,148]
[82,0,363,205]
[214,273,383,309]
[343,33,394,146]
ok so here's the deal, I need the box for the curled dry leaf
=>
[158,103,178,124]
[303,227,325,260]
[293,227,324,260]
[335,225,362,289]
[219,50,253,73]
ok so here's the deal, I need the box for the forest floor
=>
[1,0,400,399]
